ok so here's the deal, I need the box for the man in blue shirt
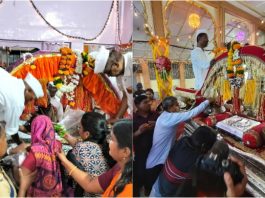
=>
[145,96,212,193]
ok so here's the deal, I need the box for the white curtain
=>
[0,0,132,44]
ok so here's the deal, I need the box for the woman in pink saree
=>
[18,115,63,197]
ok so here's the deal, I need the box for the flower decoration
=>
[226,41,244,88]
[74,50,83,74]
[53,76,63,89]
[212,47,227,58]
[56,74,80,104]
[155,56,171,81]
[55,47,81,106]
[58,47,76,76]
[81,52,95,76]
[30,64,36,70]
[81,52,89,63]
[149,36,169,46]
[55,48,97,107]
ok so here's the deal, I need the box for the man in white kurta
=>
[0,68,43,147]
[48,83,64,122]
[191,29,215,90]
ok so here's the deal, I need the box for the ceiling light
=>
[236,31,245,41]
[261,20,264,24]
[176,38,180,42]
[188,13,200,29]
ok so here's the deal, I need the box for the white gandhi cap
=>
[24,72,44,98]
[90,46,110,74]
[195,29,208,42]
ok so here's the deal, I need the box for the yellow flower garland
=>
[226,42,244,87]
[149,36,172,99]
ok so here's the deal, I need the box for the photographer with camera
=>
[192,140,247,197]
[150,128,248,197]
[145,97,213,194]
[149,126,217,197]
[223,156,247,197]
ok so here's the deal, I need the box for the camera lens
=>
[222,159,229,168]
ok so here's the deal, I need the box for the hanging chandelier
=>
[188,13,200,29]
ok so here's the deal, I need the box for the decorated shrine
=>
[178,44,265,196]
[134,0,265,196]
[9,48,122,118]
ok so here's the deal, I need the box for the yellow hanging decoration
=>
[149,36,172,99]
[223,79,232,101]
[243,79,256,105]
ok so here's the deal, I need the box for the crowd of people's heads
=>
[132,82,248,197]
[14,112,133,196]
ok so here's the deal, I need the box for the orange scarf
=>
[102,171,132,197]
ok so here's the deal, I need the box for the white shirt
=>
[191,47,213,90]
[117,52,133,117]
[50,96,63,122]
[146,100,210,169]
[0,68,25,136]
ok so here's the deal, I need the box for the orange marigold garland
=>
[59,47,76,75]
[55,47,80,106]
[55,48,95,107]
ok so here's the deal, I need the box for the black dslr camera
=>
[197,140,244,185]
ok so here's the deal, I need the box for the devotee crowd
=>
[132,83,248,197]
[0,46,133,197]
[0,34,250,198]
